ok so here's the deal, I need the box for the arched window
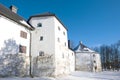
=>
[37,23,42,27]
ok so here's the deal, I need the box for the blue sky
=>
[0,0,120,47]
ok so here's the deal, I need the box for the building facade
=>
[0,4,75,76]
[28,13,75,76]
[74,42,102,72]
[0,3,102,77]
[0,4,33,56]
[0,4,33,77]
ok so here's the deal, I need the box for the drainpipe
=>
[29,31,33,77]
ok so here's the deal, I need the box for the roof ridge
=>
[30,12,55,17]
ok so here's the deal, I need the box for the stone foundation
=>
[33,54,55,77]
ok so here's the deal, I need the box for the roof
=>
[28,12,68,31]
[30,12,55,17]
[74,41,95,53]
[0,4,33,30]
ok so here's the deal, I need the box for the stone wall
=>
[0,54,29,77]
[33,54,55,77]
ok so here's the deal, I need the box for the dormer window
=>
[37,23,42,27]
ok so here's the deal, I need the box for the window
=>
[58,38,60,42]
[40,36,43,41]
[37,23,42,27]
[19,45,26,53]
[20,31,27,39]
[93,54,95,57]
[62,53,64,58]
[63,31,65,35]
[94,60,96,63]
[72,53,73,56]
[39,51,44,56]
[58,26,60,31]
[65,42,66,46]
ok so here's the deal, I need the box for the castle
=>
[0,4,101,77]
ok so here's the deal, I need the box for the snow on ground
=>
[57,71,120,80]
[0,71,120,80]
[0,77,55,80]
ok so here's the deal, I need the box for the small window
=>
[65,42,66,46]
[93,54,95,57]
[20,31,27,39]
[72,53,73,56]
[63,32,65,35]
[58,38,60,42]
[37,23,42,27]
[58,26,60,31]
[19,45,26,53]
[62,53,64,58]
[40,36,43,41]
[94,61,96,63]
[39,51,44,56]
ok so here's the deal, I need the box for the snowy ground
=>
[0,71,120,80]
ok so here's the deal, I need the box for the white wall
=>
[29,15,75,76]
[75,53,93,71]
[29,16,55,58]
[0,15,30,56]
[54,17,75,75]
[69,49,75,72]
[94,53,102,72]
[75,52,102,72]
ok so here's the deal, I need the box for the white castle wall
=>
[0,15,30,56]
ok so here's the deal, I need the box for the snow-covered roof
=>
[74,42,95,53]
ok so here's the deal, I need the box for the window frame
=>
[20,31,27,39]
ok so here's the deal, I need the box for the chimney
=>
[10,5,18,13]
